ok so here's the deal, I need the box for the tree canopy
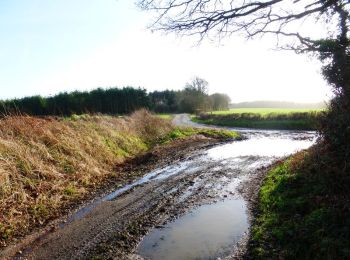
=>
[0,87,151,116]
[178,77,212,113]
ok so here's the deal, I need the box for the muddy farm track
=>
[1,115,316,260]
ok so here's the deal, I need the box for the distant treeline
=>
[0,81,230,116]
[230,101,327,109]
[0,87,150,116]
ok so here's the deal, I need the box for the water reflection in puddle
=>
[137,199,248,260]
[207,137,314,159]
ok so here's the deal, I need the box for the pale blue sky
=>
[0,0,139,98]
[0,1,332,102]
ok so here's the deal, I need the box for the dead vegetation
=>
[0,110,173,247]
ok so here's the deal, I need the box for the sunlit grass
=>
[194,108,323,130]
[210,108,325,115]
[156,114,174,119]
[160,127,240,144]
[250,148,350,258]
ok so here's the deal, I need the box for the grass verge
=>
[193,111,322,130]
[248,145,350,259]
[161,127,241,143]
[0,110,239,247]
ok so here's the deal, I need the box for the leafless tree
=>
[186,77,209,94]
[137,0,349,52]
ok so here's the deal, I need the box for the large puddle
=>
[135,129,316,259]
[138,200,248,260]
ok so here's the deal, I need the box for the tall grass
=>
[0,110,173,246]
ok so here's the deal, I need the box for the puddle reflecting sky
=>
[137,199,248,260]
[206,136,315,159]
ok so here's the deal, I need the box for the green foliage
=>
[149,90,179,113]
[150,88,231,114]
[169,128,187,139]
[1,81,231,117]
[177,77,212,114]
[161,127,240,143]
[315,19,350,166]
[194,128,240,139]
[316,36,350,165]
[249,149,350,259]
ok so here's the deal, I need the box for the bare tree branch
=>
[137,0,350,51]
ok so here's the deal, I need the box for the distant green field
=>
[157,114,174,119]
[194,108,324,130]
[211,108,325,115]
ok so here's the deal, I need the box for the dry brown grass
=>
[0,109,173,246]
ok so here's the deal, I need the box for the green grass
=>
[193,109,323,130]
[192,118,317,130]
[160,127,240,144]
[156,114,174,119]
[249,149,350,259]
[211,108,324,115]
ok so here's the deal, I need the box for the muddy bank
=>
[0,134,228,260]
